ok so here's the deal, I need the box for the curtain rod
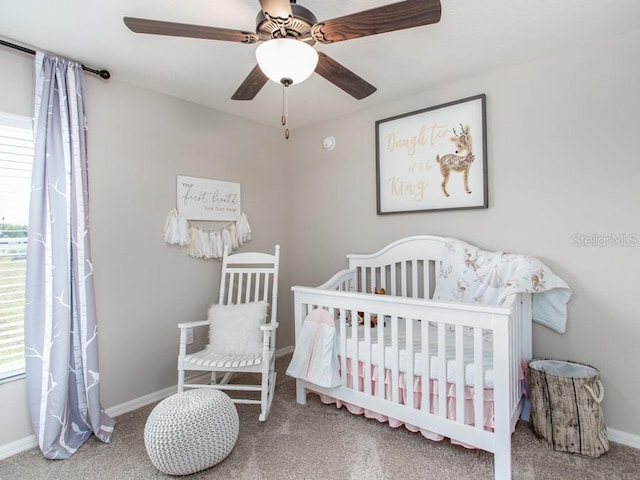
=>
[0,38,110,80]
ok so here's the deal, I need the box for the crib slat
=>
[371,267,376,292]
[411,260,418,298]
[377,313,385,398]
[390,263,397,296]
[437,322,447,417]
[391,316,400,404]
[364,313,372,395]
[474,327,484,431]
[420,320,431,412]
[362,267,373,293]
[340,309,348,388]
[423,260,430,299]
[351,309,359,392]
[511,303,521,410]
[406,318,414,409]
[455,325,465,424]
[371,268,376,291]
[401,262,407,297]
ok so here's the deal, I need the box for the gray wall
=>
[288,29,640,436]
[1,26,639,449]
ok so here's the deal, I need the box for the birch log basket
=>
[527,359,610,458]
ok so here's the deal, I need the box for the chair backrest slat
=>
[218,245,280,325]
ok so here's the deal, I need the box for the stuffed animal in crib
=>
[357,287,386,327]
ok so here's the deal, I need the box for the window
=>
[0,112,33,381]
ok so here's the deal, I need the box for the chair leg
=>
[177,366,185,393]
[268,371,277,410]
[259,370,270,421]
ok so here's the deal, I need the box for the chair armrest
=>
[178,320,210,329]
[260,322,279,331]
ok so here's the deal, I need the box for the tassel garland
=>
[163,208,252,259]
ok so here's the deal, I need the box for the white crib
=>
[291,235,532,480]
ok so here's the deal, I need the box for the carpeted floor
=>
[1,355,639,480]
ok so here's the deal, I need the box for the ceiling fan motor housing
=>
[255,3,318,42]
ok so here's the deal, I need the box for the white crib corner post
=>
[292,288,307,405]
[492,395,512,478]
[520,293,533,362]
[494,449,511,480]
[493,314,513,480]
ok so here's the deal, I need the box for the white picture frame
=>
[375,94,488,214]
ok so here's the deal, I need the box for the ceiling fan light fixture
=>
[256,38,318,85]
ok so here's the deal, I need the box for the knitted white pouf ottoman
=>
[144,389,239,475]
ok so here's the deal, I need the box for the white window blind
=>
[0,112,33,381]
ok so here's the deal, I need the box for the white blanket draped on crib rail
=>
[432,238,571,333]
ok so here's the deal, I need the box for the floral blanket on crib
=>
[432,238,572,333]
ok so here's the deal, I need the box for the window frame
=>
[0,111,33,383]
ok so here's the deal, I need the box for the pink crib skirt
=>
[313,358,495,448]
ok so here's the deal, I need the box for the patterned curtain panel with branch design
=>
[24,51,114,459]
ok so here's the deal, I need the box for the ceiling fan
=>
[123,0,442,101]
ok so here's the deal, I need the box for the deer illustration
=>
[531,269,546,290]
[435,124,474,197]
[463,248,480,271]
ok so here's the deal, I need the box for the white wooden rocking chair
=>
[177,245,280,421]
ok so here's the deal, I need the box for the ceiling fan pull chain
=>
[281,79,291,139]
[281,82,287,126]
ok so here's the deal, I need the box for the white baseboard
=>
[0,435,37,461]
[104,384,176,418]
[608,427,640,449]
[0,346,295,460]
[277,345,294,356]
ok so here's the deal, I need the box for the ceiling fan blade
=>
[315,52,376,100]
[258,0,293,23]
[312,0,441,44]
[123,17,259,43]
[231,65,269,101]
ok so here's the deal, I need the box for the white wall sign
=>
[176,175,241,221]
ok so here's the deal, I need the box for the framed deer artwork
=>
[375,94,487,214]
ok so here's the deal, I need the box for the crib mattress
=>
[340,319,495,388]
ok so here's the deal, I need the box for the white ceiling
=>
[2,1,640,129]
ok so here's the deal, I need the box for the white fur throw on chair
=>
[207,301,268,355]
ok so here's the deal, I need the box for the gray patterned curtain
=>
[24,51,114,459]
